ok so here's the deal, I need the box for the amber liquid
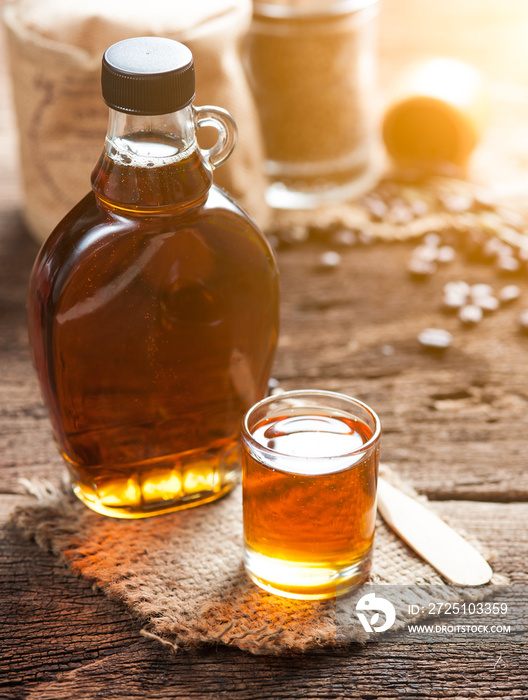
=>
[242,412,378,598]
[28,136,279,517]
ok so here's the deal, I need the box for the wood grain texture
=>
[1,499,527,698]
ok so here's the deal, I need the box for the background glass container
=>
[246,0,380,209]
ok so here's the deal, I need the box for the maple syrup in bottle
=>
[27,37,279,518]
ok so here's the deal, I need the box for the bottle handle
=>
[194,105,238,170]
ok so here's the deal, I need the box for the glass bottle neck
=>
[104,105,197,162]
[92,105,214,213]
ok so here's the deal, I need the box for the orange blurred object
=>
[382,58,488,171]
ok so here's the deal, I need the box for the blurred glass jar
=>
[245,0,380,209]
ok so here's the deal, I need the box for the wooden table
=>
[2,1,528,697]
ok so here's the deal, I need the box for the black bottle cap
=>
[101,36,195,115]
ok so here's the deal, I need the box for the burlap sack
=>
[3,0,270,242]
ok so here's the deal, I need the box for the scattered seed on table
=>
[408,257,437,279]
[288,225,309,244]
[331,229,357,247]
[496,255,521,275]
[444,280,471,297]
[497,241,515,257]
[357,229,374,245]
[436,245,456,264]
[423,232,441,247]
[442,291,466,312]
[459,304,483,325]
[318,251,341,270]
[418,328,453,350]
[470,283,493,299]
[498,284,521,304]
[519,310,528,333]
[412,244,438,263]
[517,248,528,264]
[481,237,506,262]
[474,295,500,313]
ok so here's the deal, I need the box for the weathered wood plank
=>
[18,641,528,700]
[1,497,526,698]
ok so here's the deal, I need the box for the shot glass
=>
[241,389,381,600]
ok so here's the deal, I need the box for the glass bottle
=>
[27,37,280,519]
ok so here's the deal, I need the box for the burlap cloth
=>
[10,465,505,655]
